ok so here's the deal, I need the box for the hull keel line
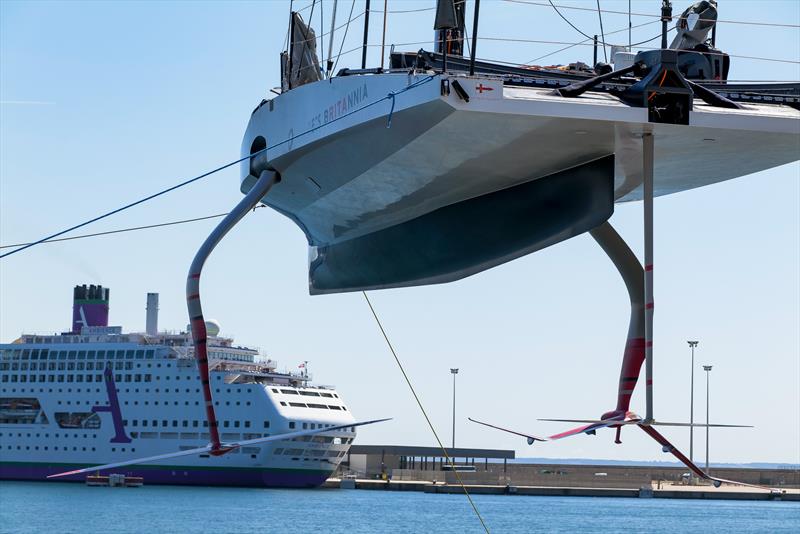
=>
[643,132,655,424]
[187,169,279,453]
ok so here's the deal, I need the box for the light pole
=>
[687,340,699,463]
[703,365,713,473]
[451,368,459,449]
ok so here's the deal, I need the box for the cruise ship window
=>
[11,363,18,371]
[87,351,95,359]
[125,362,133,370]
[162,420,168,427]
[58,352,67,360]
[86,362,93,371]
[76,376,83,383]
[223,421,229,428]
[78,351,86,359]
[152,420,157,427]
[114,374,121,382]
[280,402,286,406]
[192,421,198,427]
[95,375,101,382]
[172,420,178,427]
[126,351,134,359]
[234,421,240,428]
[29,363,37,371]
[245,421,251,428]
[182,421,188,427]
[48,363,55,371]
[135,350,144,359]
[289,422,295,429]
[68,352,76,360]
[115,362,123,370]
[96,350,105,359]
[302,423,307,429]
[67,363,75,371]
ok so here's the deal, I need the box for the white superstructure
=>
[0,289,356,487]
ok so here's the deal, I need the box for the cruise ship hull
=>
[241,73,799,293]
[1,462,330,488]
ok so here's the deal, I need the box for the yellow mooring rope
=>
[362,292,490,533]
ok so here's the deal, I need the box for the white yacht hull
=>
[241,73,799,293]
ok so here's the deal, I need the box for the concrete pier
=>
[323,478,799,501]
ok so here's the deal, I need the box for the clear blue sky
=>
[1,1,798,464]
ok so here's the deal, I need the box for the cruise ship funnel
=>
[71,284,110,333]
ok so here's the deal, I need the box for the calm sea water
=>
[1,481,797,533]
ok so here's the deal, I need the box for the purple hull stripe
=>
[1,465,331,488]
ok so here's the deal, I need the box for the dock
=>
[334,445,800,501]
[323,478,799,501]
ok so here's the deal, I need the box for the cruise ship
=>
[0,284,357,487]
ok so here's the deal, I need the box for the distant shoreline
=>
[499,458,800,470]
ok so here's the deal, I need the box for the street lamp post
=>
[687,341,699,463]
[703,365,713,473]
[451,368,459,449]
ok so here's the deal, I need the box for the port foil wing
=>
[47,418,391,479]
[470,416,628,442]
[468,417,548,442]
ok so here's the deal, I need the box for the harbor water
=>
[1,481,797,533]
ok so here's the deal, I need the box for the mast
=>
[361,0,371,69]
[326,0,338,77]
[468,0,480,75]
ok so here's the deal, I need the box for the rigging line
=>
[361,292,490,534]
[0,148,266,260]
[0,212,240,249]
[3,74,436,259]
[546,0,594,41]
[292,9,364,46]
[332,0,358,74]
[525,19,662,65]
[596,0,607,62]
[503,0,800,29]
[296,0,318,75]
